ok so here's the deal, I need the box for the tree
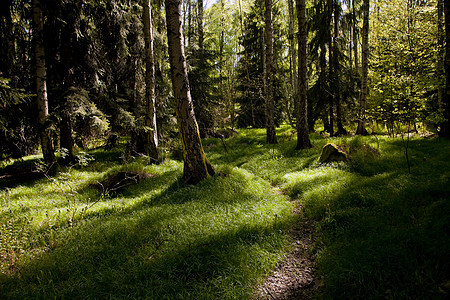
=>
[442,0,450,136]
[165,0,214,184]
[265,0,277,144]
[287,0,297,126]
[32,0,56,172]
[295,0,311,149]
[143,0,159,161]
[356,0,369,135]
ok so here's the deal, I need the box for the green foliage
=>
[0,77,38,159]
[235,0,285,128]
[369,0,442,134]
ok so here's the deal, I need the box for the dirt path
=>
[254,203,319,299]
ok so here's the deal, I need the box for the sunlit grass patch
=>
[1,131,449,299]
[1,152,293,298]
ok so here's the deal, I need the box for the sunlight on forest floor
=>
[1,128,449,299]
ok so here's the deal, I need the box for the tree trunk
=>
[327,0,334,137]
[32,0,56,173]
[295,0,311,149]
[438,0,444,115]
[143,0,159,161]
[441,0,450,136]
[265,0,277,144]
[356,0,369,135]
[333,0,347,136]
[198,0,204,52]
[353,0,359,73]
[188,0,192,46]
[288,0,297,117]
[165,0,214,184]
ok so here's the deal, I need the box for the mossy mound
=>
[93,171,156,194]
[319,143,348,163]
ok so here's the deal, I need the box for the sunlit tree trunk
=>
[32,0,56,172]
[265,0,277,144]
[165,0,214,184]
[356,0,369,135]
[143,0,159,161]
[295,0,311,149]
[443,0,450,136]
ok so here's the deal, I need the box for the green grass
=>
[1,127,449,299]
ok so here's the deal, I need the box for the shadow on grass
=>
[1,168,293,299]
[279,137,450,299]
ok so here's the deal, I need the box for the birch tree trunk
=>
[143,0,159,161]
[295,0,311,149]
[265,0,277,144]
[32,0,56,172]
[165,0,214,184]
[356,0,369,135]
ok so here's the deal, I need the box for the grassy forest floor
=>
[0,127,449,299]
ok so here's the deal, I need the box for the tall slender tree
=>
[265,0,277,144]
[165,0,214,184]
[333,0,347,136]
[32,0,56,172]
[143,0,159,161]
[437,0,444,114]
[442,0,450,136]
[296,0,311,149]
[288,0,297,113]
[356,0,369,135]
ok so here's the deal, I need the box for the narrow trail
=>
[254,194,319,299]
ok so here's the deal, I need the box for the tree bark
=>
[295,0,311,149]
[143,0,159,161]
[353,0,359,73]
[441,0,450,136]
[327,0,334,137]
[356,0,369,135]
[333,0,347,136]
[288,0,298,113]
[197,0,204,52]
[165,0,214,184]
[32,0,56,172]
[265,0,277,144]
[438,0,444,114]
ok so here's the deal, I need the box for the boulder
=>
[319,143,347,163]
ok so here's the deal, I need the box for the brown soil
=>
[254,204,319,299]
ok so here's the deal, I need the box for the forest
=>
[0,0,449,298]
